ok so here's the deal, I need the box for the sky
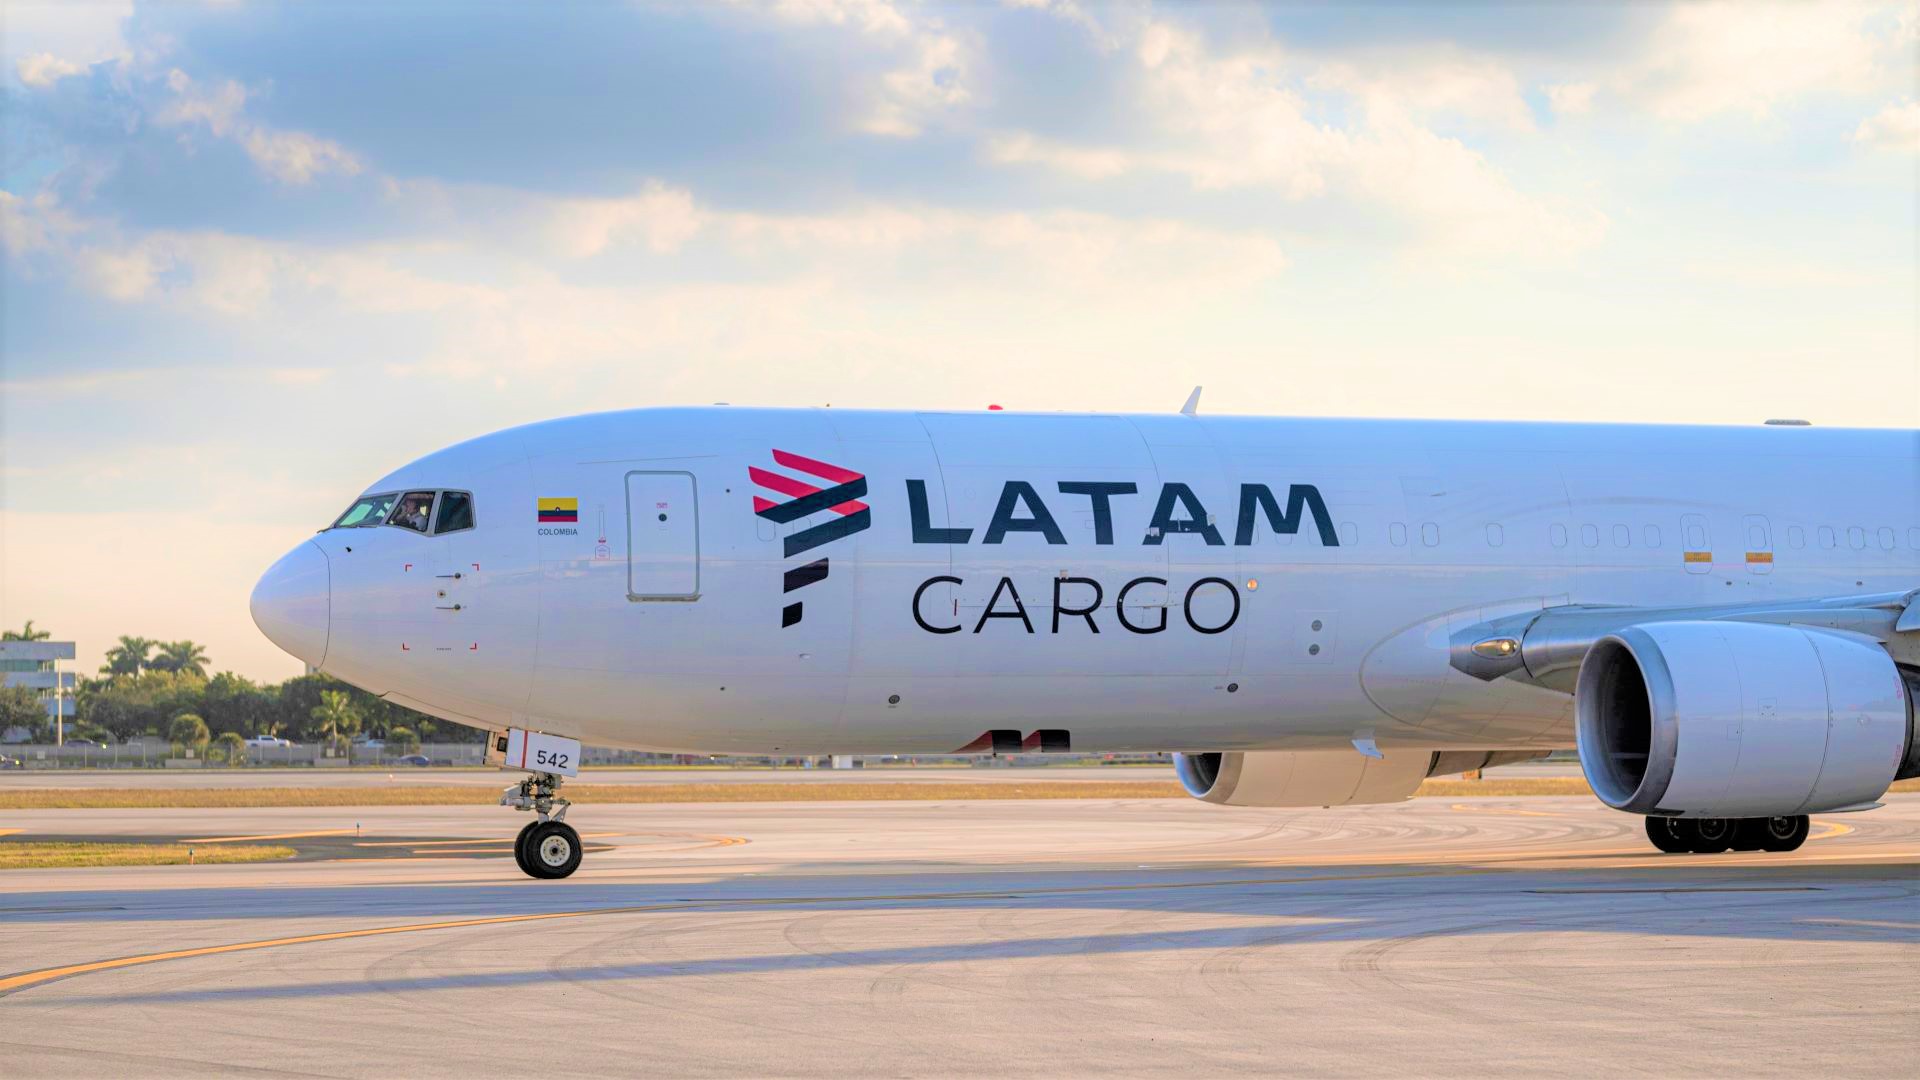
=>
[2,0,1916,681]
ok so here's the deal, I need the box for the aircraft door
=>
[627,471,700,600]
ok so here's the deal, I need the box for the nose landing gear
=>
[504,771,581,879]
[1644,814,1810,854]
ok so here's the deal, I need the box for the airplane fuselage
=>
[261,408,1920,756]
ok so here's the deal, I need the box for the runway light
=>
[1471,637,1521,659]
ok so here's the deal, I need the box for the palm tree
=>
[152,640,210,678]
[100,636,155,677]
[1,620,51,641]
[310,690,360,753]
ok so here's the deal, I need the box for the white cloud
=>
[1309,54,1537,133]
[1618,1,1888,122]
[3,1,132,86]
[1545,82,1597,117]
[986,132,1132,179]
[990,21,1604,259]
[153,69,363,184]
[1855,100,1920,152]
[15,52,85,87]
[547,183,706,257]
[739,0,973,136]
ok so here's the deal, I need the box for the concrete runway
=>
[3,792,1916,1077]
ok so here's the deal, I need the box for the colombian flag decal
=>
[538,497,578,523]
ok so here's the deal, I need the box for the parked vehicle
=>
[395,754,431,767]
[244,736,294,747]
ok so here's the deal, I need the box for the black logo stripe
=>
[755,477,868,524]
[783,558,830,593]
[784,508,870,559]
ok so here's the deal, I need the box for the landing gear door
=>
[627,471,700,600]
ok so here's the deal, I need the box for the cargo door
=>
[626,471,700,600]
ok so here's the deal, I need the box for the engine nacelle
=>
[1575,621,1916,818]
[1174,749,1544,808]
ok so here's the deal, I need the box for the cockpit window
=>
[434,491,475,534]
[388,492,436,534]
[332,492,399,529]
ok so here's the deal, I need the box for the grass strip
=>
[0,842,295,869]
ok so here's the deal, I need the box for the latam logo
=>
[750,450,872,627]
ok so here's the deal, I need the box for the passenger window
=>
[1645,525,1661,548]
[1581,524,1599,548]
[1684,523,1706,550]
[1818,526,1836,549]
[1612,524,1630,548]
[1909,528,1920,550]
[1550,524,1568,548]
[1340,522,1359,546]
[1878,527,1895,550]
[435,491,475,534]
[1389,522,1408,547]
[388,492,435,534]
[1420,523,1439,547]
[1485,523,1503,547]
[1787,526,1804,549]
[1848,526,1866,550]
[332,492,398,529]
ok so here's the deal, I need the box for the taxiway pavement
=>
[3,793,1915,1077]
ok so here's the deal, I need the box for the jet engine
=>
[1576,621,1919,818]
[1174,748,1544,807]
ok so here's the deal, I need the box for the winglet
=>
[1180,386,1202,416]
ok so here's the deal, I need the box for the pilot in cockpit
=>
[393,494,432,533]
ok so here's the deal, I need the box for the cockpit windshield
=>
[332,492,399,529]
[326,489,477,534]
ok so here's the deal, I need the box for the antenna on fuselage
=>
[1179,386,1202,416]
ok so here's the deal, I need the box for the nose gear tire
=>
[524,821,583,879]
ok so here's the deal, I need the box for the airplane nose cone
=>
[251,541,330,668]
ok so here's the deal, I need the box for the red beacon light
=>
[987,404,1003,411]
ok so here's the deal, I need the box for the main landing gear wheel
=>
[524,821,582,879]
[1686,817,1735,854]
[1758,815,1810,852]
[1645,816,1692,854]
[1642,815,1812,854]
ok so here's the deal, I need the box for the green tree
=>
[387,726,420,754]
[0,686,49,740]
[100,636,156,677]
[1,620,51,641]
[150,640,210,678]
[168,712,211,756]
[310,690,360,753]
[78,670,208,741]
[201,672,277,738]
[214,731,247,766]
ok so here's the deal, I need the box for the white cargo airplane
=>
[251,401,1920,878]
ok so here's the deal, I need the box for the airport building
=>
[0,640,77,739]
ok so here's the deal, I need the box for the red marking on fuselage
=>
[748,466,868,516]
